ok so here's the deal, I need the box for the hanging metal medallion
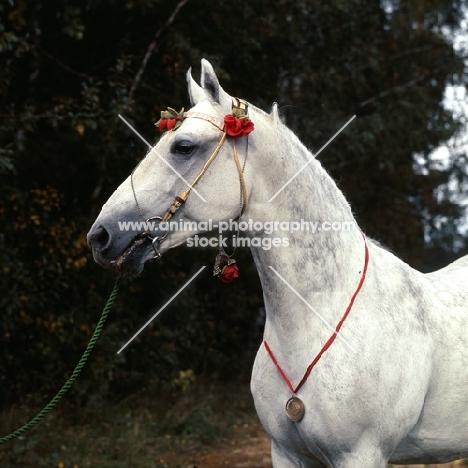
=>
[285,396,305,422]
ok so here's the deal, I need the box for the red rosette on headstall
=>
[224,108,254,138]
[155,107,184,132]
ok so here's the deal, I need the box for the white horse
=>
[87,59,468,467]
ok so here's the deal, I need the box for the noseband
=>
[131,97,250,259]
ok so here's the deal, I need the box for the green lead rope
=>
[0,277,122,445]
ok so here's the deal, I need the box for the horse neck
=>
[244,113,366,372]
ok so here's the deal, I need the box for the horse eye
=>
[173,142,196,155]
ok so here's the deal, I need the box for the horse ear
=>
[200,59,231,109]
[200,59,220,103]
[187,67,205,106]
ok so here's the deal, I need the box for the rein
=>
[132,97,249,260]
[0,278,121,445]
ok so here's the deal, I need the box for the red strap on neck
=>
[263,230,369,394]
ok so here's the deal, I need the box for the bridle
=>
[131,97,249,259]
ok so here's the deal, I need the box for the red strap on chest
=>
[263,230,369,394]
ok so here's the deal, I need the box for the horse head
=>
[87,60,260,275]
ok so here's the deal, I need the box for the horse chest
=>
[250,322,434,461]
[250,342,351,450]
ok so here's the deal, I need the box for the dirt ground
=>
[156,434,272,467]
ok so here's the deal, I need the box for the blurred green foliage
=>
[0,0,467,405]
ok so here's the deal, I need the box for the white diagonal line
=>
[118,114,207,202]
[268,115,356,202]
[268,266,357,353]
[117,266,206,354]
[119,114,153,148]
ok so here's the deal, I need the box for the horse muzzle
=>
[87,220,163,276]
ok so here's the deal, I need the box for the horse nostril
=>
[89,225,110,252]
